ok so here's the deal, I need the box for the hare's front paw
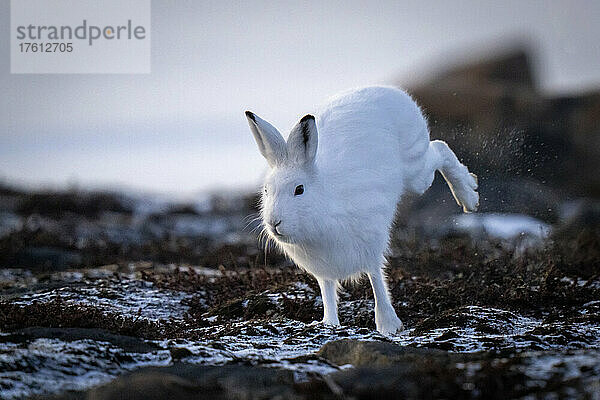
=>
[375,308,404,335]
[321,316,340,327]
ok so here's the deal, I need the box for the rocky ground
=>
[0,184,599,399]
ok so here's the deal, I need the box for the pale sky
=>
[1,0,599,198]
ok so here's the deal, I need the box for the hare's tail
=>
[427,140,479,212]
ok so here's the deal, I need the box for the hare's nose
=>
[270,220,282,235]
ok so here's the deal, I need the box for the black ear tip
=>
[245,111,256,122]
[300,114,315,123]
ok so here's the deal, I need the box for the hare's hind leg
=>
[317,278,340,326]
[429,140,479,212]
[368,269,403,334]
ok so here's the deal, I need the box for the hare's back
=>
[315,86,430,185]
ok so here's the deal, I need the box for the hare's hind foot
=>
[430,140,479,213]
[451,171,479,213]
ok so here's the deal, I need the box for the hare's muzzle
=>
[267,220,283,236]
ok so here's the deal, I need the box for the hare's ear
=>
[287,115,318,166]
[245,111,287,167]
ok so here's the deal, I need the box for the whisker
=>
[243,213,262,232]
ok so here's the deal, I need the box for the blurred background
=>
[1,0,599,198]
[2,3,600,398]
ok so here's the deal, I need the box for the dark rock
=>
[87,372,201,400]
[319,340,482,399]
[2,327,159,353]
[318,339,468,368]
[85,364,300,400]
[169,347,193,360]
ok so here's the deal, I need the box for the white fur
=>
[245,86,478,334]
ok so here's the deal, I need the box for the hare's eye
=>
[263,186,268,195]
[294,185,304,196]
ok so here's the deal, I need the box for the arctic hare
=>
[245,86,478,334]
